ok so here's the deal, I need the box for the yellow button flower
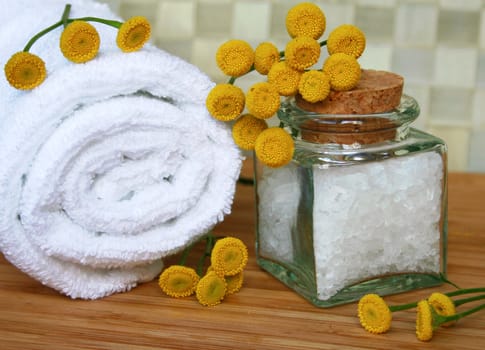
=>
[196,271,227,306]
[267,61,302,96]
[323,53,361,91]
[298,70,330,103]
[4,51,46,90]
[428,292,456,327]
[216,39,254,77]
[206,83,245,121]
[245,82,280,120]
[286,2,326,40]
[158,265,200,298]
[210,237,248,277]
[357,294,392,334]
[225,271,244,295]
[416,300,434,341]
[60,20,100,63]
[285,36,320,71]
[254,42,280,75]
[327,24,366,59]
[232,114,268,151]
[116,16,151,53]
[255,127,294,168]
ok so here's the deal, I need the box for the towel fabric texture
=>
[0,0,241,299]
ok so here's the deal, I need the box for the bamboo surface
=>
[1,160,485,350]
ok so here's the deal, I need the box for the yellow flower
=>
[216,39,254,77]
[4,51,46,90]
[225,271,244,295]
[158,265,200,298]
[298,70,330,103]
[416,300,434,342]
[327,24,366,59]
[323,53,361,91]
[285,2,326,40]
[206,83,245,121]
[232,114,268,151]
[357,294,392,334]
[285,36,321,71]
[116,16,151,53]
[254,42,280,75]
[254,127,294,168]
[60,20,100,63]
[267,61,302,96]
[210,237,248,277]
[196,271,227,306]
[428,292,456,327]
[245,82,280,120]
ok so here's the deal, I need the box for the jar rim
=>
[278,94,420,131]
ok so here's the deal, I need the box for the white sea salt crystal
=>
[257,163,300,263]
[258,151,443,301]
[313,152,443,300]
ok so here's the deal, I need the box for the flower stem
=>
[454,293,485,307]
[389,301,417,312]
[446,288,485,297]
[196,232,215,276]
[61,4,71,28]
[23,20,64,52]
[443,302,485,323]
[71,17,122,28]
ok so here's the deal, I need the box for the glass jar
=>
[254,95,447,307]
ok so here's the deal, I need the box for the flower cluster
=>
[3,4,151,90]
[358,284,485,342]
[205,2,366,168]
[158,235,248,307]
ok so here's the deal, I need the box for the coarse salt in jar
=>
[254,70,448,307]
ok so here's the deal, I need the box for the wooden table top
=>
[1,160,485,349]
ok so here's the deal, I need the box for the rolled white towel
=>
[0,0,242,299]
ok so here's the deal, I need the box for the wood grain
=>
[1,161,485,350]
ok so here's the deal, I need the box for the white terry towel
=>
[0,0,242,299]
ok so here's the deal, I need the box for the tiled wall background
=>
[101,0,485,172]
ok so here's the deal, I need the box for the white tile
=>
[429,87,473,124]
[358,44,392,71]
[321,3,355,33]
[439,0,481,11]
[357,0,396,8]
[192,38,227,82]
[428,126,471,172]
[433,47,478,88]
[232,1,271,40]
[392,47,434,84]
[480,9,485,49]
[468,131,485,172]
[156,1,195,39]
[472,89,485,128]
[395,3,438,46]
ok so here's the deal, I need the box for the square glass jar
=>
[254,95,447,307]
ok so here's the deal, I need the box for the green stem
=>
[454,294,485,307]
[228,76,236,84]
[319,39,327,47]
[442,302,485,324]
[440,273,460,289]
[196,232,215,276]
[23,20,64,52]
[178,241,196,266]
[446,288,485,297]
[61,4,71,28]
[389,301,417,312]
[71,16,122,28]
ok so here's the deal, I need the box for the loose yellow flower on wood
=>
[416,300,434,341]
[428,292,456,327]
[267,61,302,96]
[196,271,227,306]
[4,51,46,90]
[60,20,100,63]
[285,36,321,71]
[158,265,200,298]
[216,39,254,77]
[211,237,248,277]
[327,24,366,59]
[323,53,361,91]
[245,82,280,120]
[298,70,330,103]
[116,16,151,52]
[254,42,280,75]
[255,127,294,168]
[206,83,245,121]
[225,271,244,295]
[285,2,326,40]
[232,114,268,150]
[357,294,392,334]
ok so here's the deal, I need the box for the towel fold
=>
[0,0,241,299]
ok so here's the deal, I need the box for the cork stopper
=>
[294,70,405,145]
